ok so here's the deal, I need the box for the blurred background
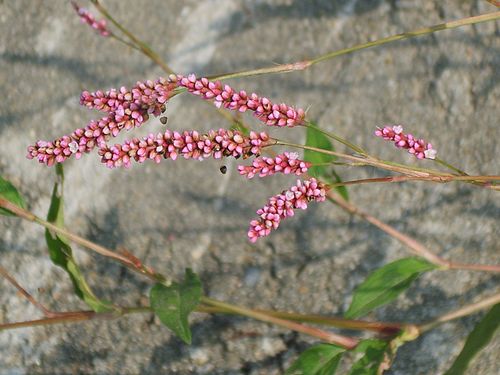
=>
[0,0,498,373]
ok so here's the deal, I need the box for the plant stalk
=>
[418,292,500,333]
[201,297,359,349]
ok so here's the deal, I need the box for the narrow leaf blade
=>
[45,164,112,312]
[444,303,500,375]
[0,175,26,216]
[150,268,202,344]
[286,344,345,375]
[345,257,437,319]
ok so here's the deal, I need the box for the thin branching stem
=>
[90,0,174,74]
[211,11,500,80]
[0,264,53,317]
[418,292,500,333]
[325,175,500,188]
[201,297,359,349]
[326,192,500,272]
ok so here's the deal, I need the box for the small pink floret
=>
[71,2,110,37]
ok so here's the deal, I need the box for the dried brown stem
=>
[0,264,53,317]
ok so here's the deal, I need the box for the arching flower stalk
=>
[248,178,327,242]
[375,125,437,160]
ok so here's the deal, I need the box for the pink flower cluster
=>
[174,74,305,127]
[27,70,315,243]
[375,125,437,160]
[238,152,310,179]
[248,178,327,242]
[71,2,110,37]
[27,78,177,166]
[99,129,270,168]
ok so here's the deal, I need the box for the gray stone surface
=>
[0,0,499,374]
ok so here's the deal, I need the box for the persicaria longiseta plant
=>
[1,1,500,374]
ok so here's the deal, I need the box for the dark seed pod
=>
[160,116,168,124]
[220,165,227,174]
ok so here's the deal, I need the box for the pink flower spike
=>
[176,74,305,128]
[28,78,177,166]
[98,129,271,169]
[375,125,437,160]
[71,2,110,37]
[238,152,311,179]
[247,178,327,242]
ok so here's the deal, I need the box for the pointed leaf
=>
[286,344,345,375]
[45,164,112,312]
[348,339,389,375]
[150,268,202,344]
[304,122,348,201]
[345,257,437,319]
[444,303,500,375]
[0,175,26,216]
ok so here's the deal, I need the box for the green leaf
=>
[348,339,389,375]
[231,121,250,136]
[345,257,437,319]
[304,123,335,178]
[444,303,500,375]
[330,169,349,202]
[45,164,112,312]
[0,175,26,216]
[304,122,348,201]
[286,344,345,375]
[150,268,202,344]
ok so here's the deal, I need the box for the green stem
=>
[434,157,468,175]
[199,305,403,334]
[90,0,174,74]
[325,175,500,188]
[109,33,141,51]
[201,297,359,349]
[302,121,367,155]
[418,292,500,333]
[211,12,500,80]
[310,12,500,65]
[275,140,444,177]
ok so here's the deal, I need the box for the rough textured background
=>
[0,0,499,374]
